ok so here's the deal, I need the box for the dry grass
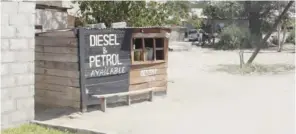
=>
[215,63,295,75]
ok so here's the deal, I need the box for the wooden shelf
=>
[132,60,165,65]
[155,48,164,51]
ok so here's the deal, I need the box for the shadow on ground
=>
[212,63,295,75]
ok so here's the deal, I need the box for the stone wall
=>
[169,27,186,42]
[1,1,36,129]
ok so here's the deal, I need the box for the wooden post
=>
[153,38,156,61]
[142,38,146,61]
[100,98,106,112]
[148,90,154,102]
[127,95,131,105]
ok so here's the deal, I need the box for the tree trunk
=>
[278,25,287,52]
[246,1,294,64]
[277,23,282,51]
[239,50,245,68]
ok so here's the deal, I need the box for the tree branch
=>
[246,1,294,64]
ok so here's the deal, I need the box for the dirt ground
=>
[36,46,295,134]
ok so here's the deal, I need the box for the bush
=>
[286,31,295,44]
[214,25,250,50]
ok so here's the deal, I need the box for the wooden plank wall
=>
[35,30,81,109]
[129,63,167,92]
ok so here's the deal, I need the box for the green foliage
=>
[203,1,294,33]
[73,1,190,27]
[187,15,202,29]
[203,1,244,19]
[286,31,295,44]
[2,124,72,134]
[214,25,250,50]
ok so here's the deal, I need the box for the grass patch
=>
[215,63,295,75]
[2,124,72,134]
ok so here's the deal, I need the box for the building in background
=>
[35,1,77,33]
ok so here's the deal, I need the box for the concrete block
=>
[1,26,16,38]
[16,74,34,86]
[9,14,30,26]
[1,64,9,76]
[18,2,36,14]
[1,2,19,14]
[1,100,16,114]
[28,38,35,49]
[7,86,34,99]
[9,108,34,123]
[16,97,34,110]
[15,50,34,62]
[10,39,28,50]
[27,62,34,73]
[28,14,35,26]
[1,14,9,26]
[1,76,16,88]
[1,51,15,63]
[9,63,29,74]
[16,26,35,38]
[1,113,12,128]
[1,89,10,101]
[1,39,9,50]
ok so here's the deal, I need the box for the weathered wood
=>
[129,82,149,91]
[36,61,79,71]
[127,95,131,105]
[100,98,106,112]
[132,28,171,33]
[36,30,76,38]
[131,63,167,70]
[35,83,80,94]
[150,80,167,87]
[148,90,154,102]
[133,33,167,38]
[164,38,169,60]
[130,68,167,78]
[36,37,77,47]
[36,68,79,78]
[130,74,167,84]
[92,87,154,98]
[129,80,167,91]
[35,52,78,62]
[92,88,155,112]
[153,86,167,92]
[35,46,78,54]
[36,75,80,87]
[35,96,80,109]
[35,88,80,101]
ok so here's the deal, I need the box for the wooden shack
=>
[35,27,171,112]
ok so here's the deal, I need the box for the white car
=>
[188,29,198,41]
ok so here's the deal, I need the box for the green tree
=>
[73,1,191,27]
[203,1,294,46]
[247,1,294,64]
[203,1,295,64]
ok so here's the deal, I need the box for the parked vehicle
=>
[188,29,199,41]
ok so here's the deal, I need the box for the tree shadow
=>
[34,104,79,121]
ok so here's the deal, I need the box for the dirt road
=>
[37,47,295,134]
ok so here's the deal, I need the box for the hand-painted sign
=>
[78,28,132,97]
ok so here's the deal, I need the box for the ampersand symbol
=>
[103,47,107,54]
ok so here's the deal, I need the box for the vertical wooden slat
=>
[142,38,146,61]
[164,38,169,61]
[131,38,134,64]
[153,38,156,61]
